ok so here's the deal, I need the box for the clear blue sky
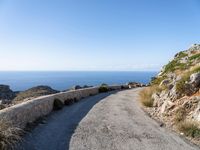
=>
[0,0,200,71]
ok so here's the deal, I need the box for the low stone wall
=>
[0,85,122,128]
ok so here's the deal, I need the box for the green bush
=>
[176,52,188,59]
[99,86,109,93]
[178,121,200,138]
[151,76,166,85]
[64,98,74,105]
[53,98,64,110]
[176,72,190,95]
[189,53,200,61]
[176,67,200,95]
[163,59,188,74]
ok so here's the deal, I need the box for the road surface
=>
[18,88,199,150]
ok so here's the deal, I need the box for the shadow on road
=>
[18,91,117,150]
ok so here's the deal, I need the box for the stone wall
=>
[0,85,122,128]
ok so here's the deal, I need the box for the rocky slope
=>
[145,44,200,144]
[13,86,59,102]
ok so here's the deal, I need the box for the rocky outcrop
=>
[13,86,59,102]
[149,44,200,121]
[0,85,15,104]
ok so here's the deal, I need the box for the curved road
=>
[19,88,199,150]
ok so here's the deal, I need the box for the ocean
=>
[0,71,157,91]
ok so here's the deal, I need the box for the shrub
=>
[191,66,200,74]
[99,85,109,93]
[0,119,23,150]
[64,98,74,106]
[178,121,200,138]
[151,76,166,85]
[174,107,186,123]
[189,53,200,61]
[53,98,64,110]
[139,87,155,107]
[163,60,188,74]
[176,72,191,95]
[176,51,188,59]
[175,67,200,96]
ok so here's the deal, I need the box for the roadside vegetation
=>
[0,119,23,150]
[99,84,109,93]
[176,66,200,95]
[139,86,162,107]
[174,107,186,123]
[178,121,200,138]
[53,98,64,110]
[139,87,154,107]
[173,106,200,139]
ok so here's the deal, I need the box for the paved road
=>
[70,88,200,150]
[18,91,116,150]
[18,88,200,150]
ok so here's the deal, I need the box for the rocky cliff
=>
[143,44,200,144]
[13,86,59,102]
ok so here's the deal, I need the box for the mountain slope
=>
[140,44,200,145]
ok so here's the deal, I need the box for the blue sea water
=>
[0,71,157,91]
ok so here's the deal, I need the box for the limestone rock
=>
[190,72,200,87]
[188,44,200,51]
[161,100,175,114]
[192,98,200,121]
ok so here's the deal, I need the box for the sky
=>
[0,0,200,71]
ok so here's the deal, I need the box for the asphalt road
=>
[70,88,200,150]
[18,88,200,150]
[18,91,116,150]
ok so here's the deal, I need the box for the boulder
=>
[192,98,200,121]
[190,72,200,87]
[152,93,160,107]
[169,85,179,101]
[160,100,175,114]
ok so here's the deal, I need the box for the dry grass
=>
[174,107,186,123]
[139,86,158,107]
[0,119,23,150]
[178,121,200,138]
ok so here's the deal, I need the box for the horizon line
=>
[0,70,159,72]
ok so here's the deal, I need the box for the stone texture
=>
[0,85,122,129]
